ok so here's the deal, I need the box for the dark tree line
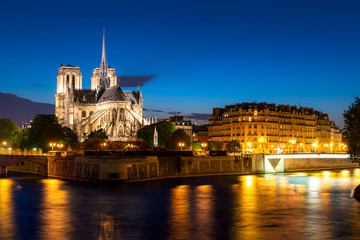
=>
[137,122,192,150]
[343,97,360,162]
[4,115,78,151]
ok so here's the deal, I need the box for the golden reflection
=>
[169,185,190,240]
[341,170,350,177]
[194,185,214,240]
[232,175,259,239]
[305,175,332,238]
[322,171,331,178]
[0,179,15,239]
[338,170,351,187]
[308,177,320,193]
[245,175,253,187]
[355,169,360,178]
[38,179,71,240]
[278,177,289,195]
[297,172,307,176]
[92,212,118,240]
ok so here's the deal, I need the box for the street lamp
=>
[289,139,296,153]
[178,142,185,150]
[49,142,56,151]
[312,142,317,153]
[57,143,64,151]
[201,142,207,151]
[2,141,7,155]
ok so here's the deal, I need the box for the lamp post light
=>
[101,142,107,151]
[201,142,207,151]
[312,143,317,153]
[57,143,64,151]
[49,143,56,152]
[289,139,296,153]
[2,141,7,155]
[178,142,185,151]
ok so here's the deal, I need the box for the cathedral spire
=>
[99,27,109,89]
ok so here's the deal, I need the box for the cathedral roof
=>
[74,89,96,104]
[97,85,129,103]
[124,91,141,104]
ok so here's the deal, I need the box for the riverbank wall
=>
[46,155,253,182]
[6,153,358,182]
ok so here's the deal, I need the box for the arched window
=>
[119,108,124,120]
[82,111,86,118]
[72,75,75,89]
[117,125,124,135]
[66,75,69,88]
[90,111,93,116]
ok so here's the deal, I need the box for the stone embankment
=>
[6,153,358,182]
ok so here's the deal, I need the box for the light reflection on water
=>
[2,169,360,239]
[38,179,71,240]
[0,179,15,239]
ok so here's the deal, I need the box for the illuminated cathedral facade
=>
[55,29,147,142]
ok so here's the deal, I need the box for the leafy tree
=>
[12,128,31,149]
[63,127,78,143]
[192,141,201,151]
[225,140,241,153]
[169,129,191,150]
[42,123,64,145]
[29,115,58,148]
[13,114,78,151]
[88,129,108,140]
[343,97,360,162]
[137,121,176,148]
[0,118,19,143]
[83,137,104,151]
[209,141,224,151]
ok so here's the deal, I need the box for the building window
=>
[119,108,124,120]
[72,75,75,89]
[66,75,69,89]
[82,111,86,118]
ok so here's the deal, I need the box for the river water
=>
[1,169,360,240]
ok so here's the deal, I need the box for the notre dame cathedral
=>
[55,29,147,142]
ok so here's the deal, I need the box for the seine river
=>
[2,169,360,240]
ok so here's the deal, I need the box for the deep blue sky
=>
[0,0,359,127]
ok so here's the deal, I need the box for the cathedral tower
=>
[99,28,109,89]
[91,28,117,90]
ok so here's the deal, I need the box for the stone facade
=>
[209,102,343,154]
[55,29,147,142]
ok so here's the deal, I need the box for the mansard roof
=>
[74,89,96,104]
[97,85,129,103]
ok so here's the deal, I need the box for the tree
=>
[15,114,78,151]
[87,129,108,140]
[209,141,224,151]
[225,140,241,153]
[137,121,176,148]
[169,129,191,150]
[29,115,58,148]
[63,127,78,143]
[12,128,31,149]
[0,118,19,143]
[42,123,64,144]
[83,137,104,151]
[343,97,360,162]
